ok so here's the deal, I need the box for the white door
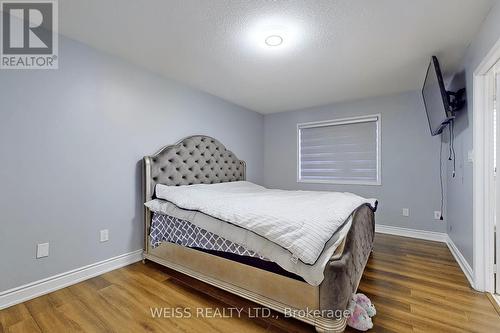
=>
[496,64,500,294]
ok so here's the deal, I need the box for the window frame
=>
[296,114,382,186]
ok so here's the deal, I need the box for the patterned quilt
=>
[150,212,267,260]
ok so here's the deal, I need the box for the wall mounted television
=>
[421,56,465,136]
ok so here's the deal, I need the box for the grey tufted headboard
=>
[143,135,246,251]
[143,135,246,203]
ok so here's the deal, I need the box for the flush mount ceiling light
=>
[265,35,283,47]
[245,17,303,54]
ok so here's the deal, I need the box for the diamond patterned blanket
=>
[150,212,267,260]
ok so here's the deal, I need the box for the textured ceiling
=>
[59,0,494,113]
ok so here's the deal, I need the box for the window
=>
[297,114,381,185]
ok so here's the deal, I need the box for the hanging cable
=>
[451,120,456,178]
[439,139,444,220]
[448,125,453,161]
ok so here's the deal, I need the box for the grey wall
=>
[0,36,264,292]
[3,2,499,295]
[446,0,500,267]
[263,91,445,233]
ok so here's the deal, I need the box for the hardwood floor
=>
[1,234,499,332]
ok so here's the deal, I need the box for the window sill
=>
[297,179,382,186]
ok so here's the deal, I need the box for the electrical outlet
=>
[100,229,109,242]
[402,208,409,217]
[434,211,442,220]
[467,150,474,163]
[37,243,49,258]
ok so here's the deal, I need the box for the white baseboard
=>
[375,224,448,242]
[375,224,475,289]
[0,227,478,309]
[446,236,475,288]
[0,249,143,310]
[492,294,500,309]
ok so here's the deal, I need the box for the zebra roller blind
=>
[297,115,381,185]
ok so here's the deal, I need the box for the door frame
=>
[473,36,500,292]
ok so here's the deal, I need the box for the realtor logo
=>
[1,0,58,69]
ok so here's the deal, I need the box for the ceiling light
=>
[265,35,283,47]
[246,18,303,54]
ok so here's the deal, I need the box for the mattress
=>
[154,181,377,265]
[150,212,267,260]
[150,212,305,280]
[146,198,356,285]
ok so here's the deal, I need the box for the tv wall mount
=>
[447,88,466,112]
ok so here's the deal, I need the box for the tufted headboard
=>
[143,135,246,251]
[143,135,246,204]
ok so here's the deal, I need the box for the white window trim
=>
[472,35,500,293]
[296,114,382,186]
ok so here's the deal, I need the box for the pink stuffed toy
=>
[352,293,376,317]
[346,293,376,331]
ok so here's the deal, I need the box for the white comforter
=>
[155,181,376,265]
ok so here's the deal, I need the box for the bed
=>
[143,135,376,333]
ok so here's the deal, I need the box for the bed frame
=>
[143,135,375,333]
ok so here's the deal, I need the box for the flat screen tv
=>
[422,56,455,136]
